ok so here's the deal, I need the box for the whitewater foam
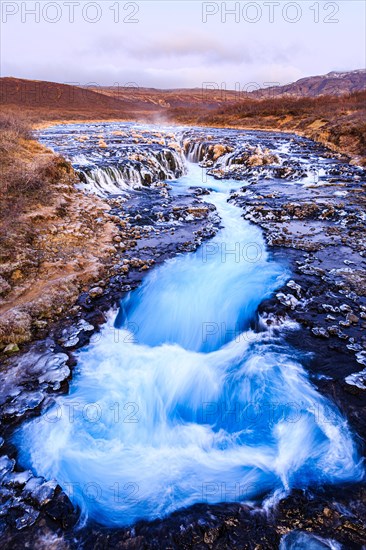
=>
[17,143,364,527]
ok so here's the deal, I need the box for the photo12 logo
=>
[64,480,140,504]
[202,241,263,263]
[1,1,140,24]
[201,81,282,102]
[38,400,140,424]
[202,2,340,24]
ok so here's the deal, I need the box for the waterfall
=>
[214,151,237,168]
[186,141,209,163]
[76,147,186,197]
[78,165,144,195]
[16,158,363,528]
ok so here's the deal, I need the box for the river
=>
[16,125,363,527]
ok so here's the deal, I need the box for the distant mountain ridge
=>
[0,70,365,165]
[254,69,366,98]
[1,70,365,114]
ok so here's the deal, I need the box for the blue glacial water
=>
[17,157,363,527]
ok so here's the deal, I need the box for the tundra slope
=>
[1,70,366,163]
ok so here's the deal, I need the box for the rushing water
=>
[36,122,187,196]
[17,128,363,527]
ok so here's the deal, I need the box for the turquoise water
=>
[17,160,363,527]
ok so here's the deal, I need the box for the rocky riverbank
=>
[184,127,366,428]
[1,123,365,549]
[0,123,209,351]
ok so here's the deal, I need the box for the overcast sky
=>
[1,1,365,89]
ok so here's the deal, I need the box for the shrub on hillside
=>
[3,155,72,197]
[0,112,32,138]
[0,112,33,156]
[0,111,76,260]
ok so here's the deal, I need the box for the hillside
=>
[0,77,243,120]
[2,70,365,118]
[0,113,119,346]
[1,72,365,162]
[0,77,161,122]
[170,91,366,165]
[254,69,366,98]
[92,86,242,108]
[95,70,366,104]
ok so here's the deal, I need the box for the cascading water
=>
[78,148,186,197]
[185,141,208,163]
[80,165,144,195]
[17,137,363,527]
[117,173,284,353]
[36,122,187,197]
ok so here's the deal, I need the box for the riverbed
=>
[1,123,366,548]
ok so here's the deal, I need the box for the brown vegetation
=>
[168,91,366,165]
[0,113,73,258]
[0,112,117,348]
[1,76,365,162]
[0,77,154,123]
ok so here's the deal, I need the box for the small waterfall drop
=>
[78,147,186,196]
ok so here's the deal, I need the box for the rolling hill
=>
[254,69,366,98]
[1,71,365,162]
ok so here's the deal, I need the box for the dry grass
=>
[0,111,120,348]
[1,78,365,162]
[167,91,366,164]
[0,112,76,261]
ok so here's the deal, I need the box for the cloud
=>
[134,36,247,64]
[91,29,311,78]
[1,0,364,88]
